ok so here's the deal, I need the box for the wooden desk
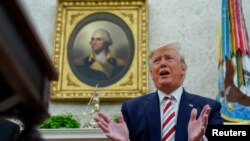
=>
[0,0,58,140]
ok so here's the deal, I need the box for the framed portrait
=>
[51,0,148,101]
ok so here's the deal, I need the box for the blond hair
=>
[148,42,187,79]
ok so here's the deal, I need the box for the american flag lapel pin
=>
[189,104,193,108]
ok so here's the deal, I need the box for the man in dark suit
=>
[94,41,224,141]
[0,119,20,141]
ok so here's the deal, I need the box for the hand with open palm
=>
[94,112,129,141]
[188,105,211,141]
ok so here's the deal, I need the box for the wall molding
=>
[40,128,107,141]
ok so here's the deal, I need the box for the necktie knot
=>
[164,96,171,100]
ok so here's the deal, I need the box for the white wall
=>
[20,0,250,126]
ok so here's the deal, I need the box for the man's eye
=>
[153,59,160,63]
[166,57,173,61]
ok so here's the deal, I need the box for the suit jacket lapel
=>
[144,92,161,141]
[175,90,194,141]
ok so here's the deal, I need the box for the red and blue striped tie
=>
[162,97,176,141]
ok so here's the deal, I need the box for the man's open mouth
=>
[159,70,170,76]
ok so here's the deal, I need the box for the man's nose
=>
[160,59,167,67]
[91,40,97,45]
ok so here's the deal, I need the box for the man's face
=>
[149,46,186,93]
[90,32,106,54]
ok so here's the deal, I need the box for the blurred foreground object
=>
[0,0,58,140]
[0,119,20,141]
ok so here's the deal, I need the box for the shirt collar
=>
[158,86,183,104]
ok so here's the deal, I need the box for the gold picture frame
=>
[51,0,148,101]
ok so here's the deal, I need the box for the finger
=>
[206,105,211,115]
[94,116,109,129]
[98,112,112,123]
[96,121,110,133]
[93,116,99,122]
[99,116,110,127]
[189,108,197,122]
[200,105,210,118]
[117,113,125,124]
[202,114,209,127]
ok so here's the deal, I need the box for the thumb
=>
[117,113,125,123]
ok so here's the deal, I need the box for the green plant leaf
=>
[39,114,81,129]
[111,114,119,124]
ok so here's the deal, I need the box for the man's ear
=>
[149,68,154,80]
[181,65,186,76]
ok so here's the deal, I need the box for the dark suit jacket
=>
[121,89,224,141]
[0,119,20,141]
[75,56,124,87]
[76,56,124,81]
